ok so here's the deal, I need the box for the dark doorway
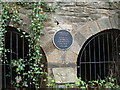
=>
[77,29,120,82]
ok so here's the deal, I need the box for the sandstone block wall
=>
[40,2,120,78]
[2,1,120,83]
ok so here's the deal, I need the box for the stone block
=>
[18,8,32,14]
[42,38,55,56]
[47,49,61,63]
[59,2,75,6]
[109,15,119,29]
[78,24,93,39]
[84,8,97,14]
[112,14,119,28]
[48,62,76,68]
[90,14,102,20]
[60,7,76,12]
[18,13,31,33]
[76,2,87,6]
[74,31,86,48]
[70,41,80,55]
[74,7,84,13]
[66,50,78,64]
[59,23,73,30]
[52,67,78,83]
[87,21,101,35]
[96,17,112,31]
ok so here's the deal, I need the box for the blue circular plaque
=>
[53,30,73,50]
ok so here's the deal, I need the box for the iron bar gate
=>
[2,26,29,89]
[2,26,47,89]
[77,29,120,82]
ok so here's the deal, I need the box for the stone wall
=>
[40,1,120,80]
[4,1,120,83]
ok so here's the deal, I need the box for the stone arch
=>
[77,29,120,81]
[71,16,120,64]
[39,15,119,69]
[8,13,48,70]
[1,26,48,88]
[72,16,119,81]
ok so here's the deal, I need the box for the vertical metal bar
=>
[89,43,91,81]
[115,33,119,76]
[28,40,31,88]
[102,34,106,78]
[111,33,114,62]
[3,62,6,89]
[106,33,110,77]
[16,34,18,61]
[22,37,24,59]
[111,33,115,74]
[115,34,119,61]
[98,36,101,79]
[84,49,87,81]
[93,38,96,80]
[10,32,12,87]
[22,36,25,85]
[79,52,82,78]
[107,34,110,62]
[16,34,19,88]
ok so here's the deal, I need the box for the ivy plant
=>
[1,2,56,89]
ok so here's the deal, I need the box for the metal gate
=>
[2,26,47,89]
[77,29,120,82]
[2,26,29,89]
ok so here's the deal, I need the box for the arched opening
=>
[2,26,47,89]
[2,26,29,89]
[77,29,120,83]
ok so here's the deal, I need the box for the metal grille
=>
[77,29,120,82]
[2,26,47,89]
[2,26,29,89]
